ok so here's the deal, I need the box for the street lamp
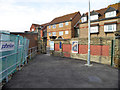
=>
[85,0,92,66]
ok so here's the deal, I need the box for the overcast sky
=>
[0,0,119,32]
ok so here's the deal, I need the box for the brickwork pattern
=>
[79,18,120,38]
[50,37,113,65]
[55,44,59,51]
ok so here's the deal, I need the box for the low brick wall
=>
[51,37,114,65]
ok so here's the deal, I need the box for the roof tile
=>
[49,12,80,25]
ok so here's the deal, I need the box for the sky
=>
[0,0,119,32]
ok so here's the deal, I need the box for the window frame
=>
[65,31,69,34]
[49,32,51,36]
[32,28,34,31]
[52,32,56,36]
[104,24,116,32]
[90,26,99,33]
[90,15,98,21]
[65,22,69,26]
[59,23,63,27]
[49,25,51,29]
[81,17,87,22]
[59,31,63,36]
[52,24,56,29]
[105,11,116,18]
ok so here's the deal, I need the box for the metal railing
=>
[0,46,38,83]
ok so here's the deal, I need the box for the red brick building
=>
[75,3,120,38]
[10,32,38,49]
[47,11,81,46]
[30,24,40,32]
[30,23,49,40]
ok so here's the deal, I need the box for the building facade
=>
[77,3,120,39]
[10,32,38,49]
[30,24,41,33]
[47,11,81,46]
[30,23,48,40]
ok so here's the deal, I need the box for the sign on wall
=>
[0,42,14,52]
[59,41,62,49]
[72,41,78,53]
[50,41,54,50]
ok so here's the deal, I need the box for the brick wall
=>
[78,45,109,56]
[114,35,120,68]
[47,21,72,46]
[51,37,113,65]
[11,33,38,48]
[62,44,71,53]
[79,18,120,38]
[55,44,59,51]
[71,13,81,38]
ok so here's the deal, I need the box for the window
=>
[104,24,116,32]
[81,17,87,22]
[59,31,63,36]
[65,22,69,25]
[105,11,116,18]
[65,31,69,34]
[59,23,63,27]
[53,24,56,28]
[90,15,98,20]
[90,26,98,33]
[49,32,51,36]
[43,31,47,37]
[32,28,34,31]
[49,25,51,29]
[52,32,56,36]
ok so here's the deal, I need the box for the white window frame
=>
[65,22,69,25]
[52,24,56,29]
[104,24,116,32]
[32,28,34,31]
[90,26,99,33]
[59,31,63,36]
[49,32,51,36]
[105,11,116,18]
[65,31,69,34]
[81,17,87,22]
[59,23,63,27]
[49,25,51,29]
[90,15,98,21]
[52,32,56,36]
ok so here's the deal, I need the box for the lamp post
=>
[85,0,92,66]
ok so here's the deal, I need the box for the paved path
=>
[2,54,119,88]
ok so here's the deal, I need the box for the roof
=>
[32,23,41,27]
[31,22,49,27]
[41,23,49,27]
[83,7,107,19]
[104,7,117,13]
[90,10,100,15]
[49,11,80,25]
[40,23,49,30]
[81,2,120,21]
[31,22,49,30]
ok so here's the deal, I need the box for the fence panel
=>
[0,31,30,82]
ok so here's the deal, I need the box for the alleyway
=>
[2,54,119,88]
